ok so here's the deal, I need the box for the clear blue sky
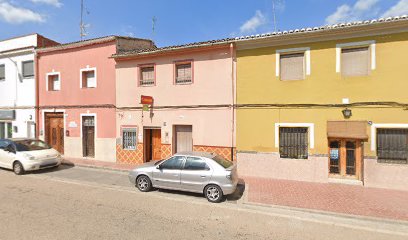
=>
[0,0,407,47]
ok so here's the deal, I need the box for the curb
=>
[61,161,132,173]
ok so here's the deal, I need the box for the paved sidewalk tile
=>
[244,176,408,221]
[62,158,136,171]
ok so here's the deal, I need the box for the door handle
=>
[200,175,206,178]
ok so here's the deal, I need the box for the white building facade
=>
[0,34,57,139]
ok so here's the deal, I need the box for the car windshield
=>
[14,140,52,151]
[212,155,233,168]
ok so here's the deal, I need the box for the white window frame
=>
[80,113,97,138]
[122,127,138,150]
[274,123,315,149]
[370,123,408,151]
[80,66,97,88]
[336,40,376,73]
[276,47,311,78]
[46,71,61,91]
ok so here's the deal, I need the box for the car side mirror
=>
[156,164,162,170]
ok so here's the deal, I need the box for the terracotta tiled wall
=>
[161,144,172,159]
[116,143,144,164]
[193,145,235,161]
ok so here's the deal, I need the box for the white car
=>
[0,138,62,175]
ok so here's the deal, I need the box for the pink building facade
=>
[113,42,236,164]
[36,37,154,162]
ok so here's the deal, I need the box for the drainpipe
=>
[230,43,236,161]
[34,50,39,138]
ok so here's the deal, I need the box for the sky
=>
[0,0,407,47]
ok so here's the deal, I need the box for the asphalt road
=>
[0,165,407,240]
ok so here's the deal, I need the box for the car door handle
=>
[200,175,207,178]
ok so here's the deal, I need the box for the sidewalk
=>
[244,176,408,221]
[62,158,408,222]
[62,158,136,172]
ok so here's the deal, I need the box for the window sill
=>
[175,82,193,85]
[377,159,407,164]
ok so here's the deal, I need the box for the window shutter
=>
[22,61,34,78]
[53,75,60,90]
[280,53,304,80]
[341,47,370,76]
[0,65,5,80]
[86,71,96,88]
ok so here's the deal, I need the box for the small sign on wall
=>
[68,121,78,128]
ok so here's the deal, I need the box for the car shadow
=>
[29,163,74,175]
[152,178,246,203]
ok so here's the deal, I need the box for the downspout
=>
[230,43,236,161]
[35,50,39,138]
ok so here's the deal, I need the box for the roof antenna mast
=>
[80,0,90,40]
[152,16,157,40]
[272,0,277,32]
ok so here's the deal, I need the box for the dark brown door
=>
[329,139,363,180]
[45,113,64,153]
[82,116,95,157]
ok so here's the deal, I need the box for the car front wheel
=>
[136,175,152,192]
[13,161,25,175]
[204,184,223,203]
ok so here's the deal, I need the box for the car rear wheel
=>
[204,184,223,203]
[13,161,25,175]
[136,175,152,192]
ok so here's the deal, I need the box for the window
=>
[47,74,60,91]
[81,69,96,88]
[183,157,210,170]
[175,62,192,84]
[212,155,233,168]
[341,47,370,76]
[22,60,34,78]
[377,128,408,164]
[279,127,308,159]
[280,53,305,80]
[122,128,137,150]
[0,64,5,81]
[139,66,155,86]
[336,40,375,75]
[160,156,185,169]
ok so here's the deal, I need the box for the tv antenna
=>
[80,0,90,40]
[152,16,157,39]
[272,0,277,32]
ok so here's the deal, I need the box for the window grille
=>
[377,128,408,164]
[123,128,137,150]
[279,127,308,159]
[175,63,192,84]
[140,66,154,86]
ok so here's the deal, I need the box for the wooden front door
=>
[329,139,363,180]
[45,113,64,154]
[144,128,162,162]
[152,129,162,160]
[82,116,95,157]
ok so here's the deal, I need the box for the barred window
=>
[140,66,155,86]
[377,129,408,164]
[123,128,137,150]
[175,62,192,84]
[279,127,308,159]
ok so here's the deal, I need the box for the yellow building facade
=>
[235,18,408,191]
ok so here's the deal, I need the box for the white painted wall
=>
[0,34,38,138]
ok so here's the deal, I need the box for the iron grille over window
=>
[22,60,34,78]
[123,128,137,150]
[377,128,408,164]
[279,127,308,159]
[175,63,192,84]
[140,66,154,86]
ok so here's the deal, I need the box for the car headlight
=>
[23,153,35,160]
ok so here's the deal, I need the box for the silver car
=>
[128,152,238,203]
